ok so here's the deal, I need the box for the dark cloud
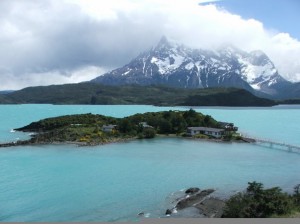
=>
[0,0,299,90]
[0,0,163,78]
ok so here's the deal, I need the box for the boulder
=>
[165,209,173,215]
[164,188,225,218]
[185,187,200,194]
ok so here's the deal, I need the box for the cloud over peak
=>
[0,0,299,90]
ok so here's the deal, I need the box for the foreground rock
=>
[165,187,225,218]
[195,197,225,218]
[185,187,200,194]
[176,189,215,209]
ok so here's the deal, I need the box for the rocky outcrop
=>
[185,187,200,194]
[165,187,225,218]
[195,197,225,218]
[176,189,215,209]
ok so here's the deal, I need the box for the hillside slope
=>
[0,83,276,106]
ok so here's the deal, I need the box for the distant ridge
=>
[0,82,277,107]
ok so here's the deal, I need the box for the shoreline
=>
[0,135,141,148]
[157,134,250,144]
[0,134,253,148]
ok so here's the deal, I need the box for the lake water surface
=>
[0,104,300,221]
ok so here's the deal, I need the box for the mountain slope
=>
[273,82,300,100]
[92,37,293,98]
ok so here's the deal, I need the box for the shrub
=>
[194,134,209,139]
[142,128,156,138]
[222,133,233,141]
[294,184,300,205]
[222,182,293,218]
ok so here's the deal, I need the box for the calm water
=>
[0,104,300,221]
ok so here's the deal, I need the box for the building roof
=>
[187,127,224,132]
[102,125,117,129]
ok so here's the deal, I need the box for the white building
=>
[187,127,225,138]
[102,125,117,132]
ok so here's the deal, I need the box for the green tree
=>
[222,182,293,218]
[143,128,156,138]
[203,115,211,127]
[294,184,300,205]
[118,119,134,133]
[183,108,197,119]
[171,115,187,133]
[247,181,263,197]
[158,119,172,134]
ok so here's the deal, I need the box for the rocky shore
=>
[0,134,254,148]
[0,136,138,148]
[0,139,33,148]
[165,187,225,218]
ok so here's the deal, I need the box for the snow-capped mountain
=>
[92,36,291,97]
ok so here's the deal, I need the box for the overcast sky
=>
[1,0,300,90]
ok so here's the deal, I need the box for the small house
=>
[102,125,117,133]
[187,127,225,138]
[139,122,154,129]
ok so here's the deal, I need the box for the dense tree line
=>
[118,109,220,135]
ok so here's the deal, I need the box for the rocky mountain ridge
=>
[92,37,295,99]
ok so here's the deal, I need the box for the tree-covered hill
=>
[0,83,277,106]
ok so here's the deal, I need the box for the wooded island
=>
[1,109,240,147]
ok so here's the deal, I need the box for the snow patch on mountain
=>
[122,69,132,76]
[185,62,194,70]
[237,55,277,90]
[151,53,185,75]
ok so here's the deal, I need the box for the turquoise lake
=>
[0,104,300,221]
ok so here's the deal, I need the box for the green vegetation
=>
[222,182,300,218]
[15,109,221,145]
[0,83,277,106]
[222,132,241,141]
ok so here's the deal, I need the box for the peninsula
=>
[1,109,240,147]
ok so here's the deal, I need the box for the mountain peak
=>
[158,35,169,45]
[155,36,173,51]
[91,39,290,97]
